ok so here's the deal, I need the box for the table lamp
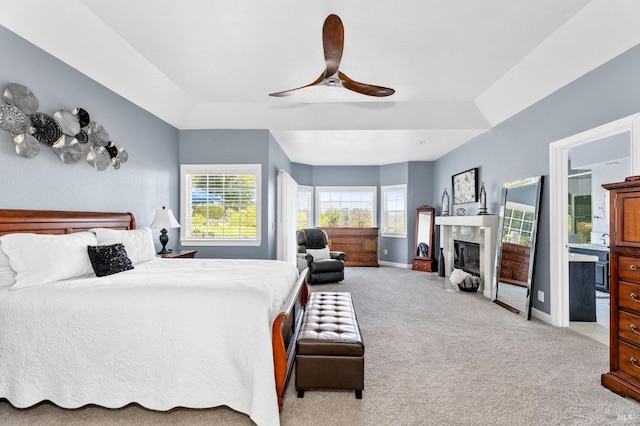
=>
[150,206,181,254]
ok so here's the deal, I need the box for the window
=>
[315,186,377,227]
[297,186,313,230]
[381,184,407,237]
[568,172,592,243]
[502,202,535,246]
[180,164,261,246]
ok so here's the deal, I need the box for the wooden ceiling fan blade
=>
[269,73,326,97]
[339,72,395,97]
[323,14,344,77]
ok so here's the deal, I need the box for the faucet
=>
[601,233,609,245]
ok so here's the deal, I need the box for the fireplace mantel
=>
[435,215,499,299]
[435,215,498,227]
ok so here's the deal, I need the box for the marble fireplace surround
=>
[435,215,499,299]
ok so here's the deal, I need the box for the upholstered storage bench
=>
[296,291,364,399]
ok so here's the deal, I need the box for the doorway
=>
[548,113,640,328]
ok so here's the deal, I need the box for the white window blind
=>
[180,164,261,246]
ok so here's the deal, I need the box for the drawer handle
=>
[631,357,640,370]
[632,324,640,335]
[632,293,640,302]
[632,265,639,271]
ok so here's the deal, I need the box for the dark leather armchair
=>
[297,228,346,284]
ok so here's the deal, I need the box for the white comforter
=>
[0,258,299,426]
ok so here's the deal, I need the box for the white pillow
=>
[0,241,16,286]
[0,232,98,290]
[449,268,471,286]
[91,227,156,265]
[306,247,331,260]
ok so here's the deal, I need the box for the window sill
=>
[180,239,261,247]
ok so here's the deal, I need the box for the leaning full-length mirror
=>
[493,176,543,319]
[412,205,437,272]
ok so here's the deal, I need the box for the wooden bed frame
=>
[0,208,308,412]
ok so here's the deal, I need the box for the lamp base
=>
[157,228,170,255]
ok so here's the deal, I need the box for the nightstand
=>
[158,250,197,259]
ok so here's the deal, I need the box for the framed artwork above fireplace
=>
[452,167,478,204]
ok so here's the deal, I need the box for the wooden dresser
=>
[602,180,640,402]
[498,242,530,287]
[323,227,379,267]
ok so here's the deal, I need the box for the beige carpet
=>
[2,266,640,425]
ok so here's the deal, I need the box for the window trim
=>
[315,186,377,228]
[381,184,407,238]
[297,185,314,230]
[180,164,262,247]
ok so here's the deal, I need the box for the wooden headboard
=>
[0,209,136,236]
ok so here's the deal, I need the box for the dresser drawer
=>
[619,281,640,312]
[619,256,640,284]
[502,252,529,263]
[501,259,523,272]
[619,311,640,346]
[512,269,529,282]
[617,341,640,382]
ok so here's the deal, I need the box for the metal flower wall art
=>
[0,83,128,170]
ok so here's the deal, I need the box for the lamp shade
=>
[150,207,180,229]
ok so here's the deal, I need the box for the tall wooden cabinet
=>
[602,180,640,402]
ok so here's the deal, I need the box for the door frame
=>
[549,113,640,327]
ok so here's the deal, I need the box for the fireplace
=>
[454,240,480,277]
[434,215,499,299]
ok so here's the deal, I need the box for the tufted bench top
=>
[297,292,364,357]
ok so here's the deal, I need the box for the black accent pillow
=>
[87,243,134,277]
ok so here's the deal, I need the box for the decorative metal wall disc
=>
[76,129,89,144]
[52,135,83,163]
[116,147,128,163]
[53,110,80,136]
[86,145,110,171]
[87,121,110,146]
[0,105,27,134]
[12,132,40,158]
[73,108,91,128]
[29,112,63,146]
[105,142,118,158]
[3,83,39,115]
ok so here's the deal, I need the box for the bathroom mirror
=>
[493,176,543,319]
[412,205,437,272]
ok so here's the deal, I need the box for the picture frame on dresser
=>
[452,167,478,204]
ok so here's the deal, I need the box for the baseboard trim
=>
[378,260,412,269]
[532,307,553,325]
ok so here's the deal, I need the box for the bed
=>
[0,209,308,426]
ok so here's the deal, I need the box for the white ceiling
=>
[2,0,640,165]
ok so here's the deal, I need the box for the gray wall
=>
[0,25,180,252]
[407,162,435,261]
[434,43,640,314]
[292,161,435,265]
[179,129,282,259]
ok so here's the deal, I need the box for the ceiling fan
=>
[269,14,395,98]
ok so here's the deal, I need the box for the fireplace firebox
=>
[454,240,480,277]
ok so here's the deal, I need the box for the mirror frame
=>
[493,176,544,319]
[412,205,437,272]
